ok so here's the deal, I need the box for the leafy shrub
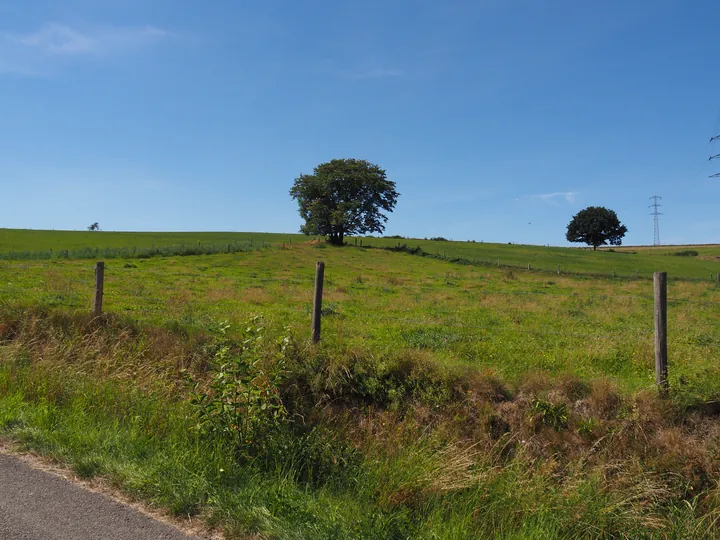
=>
[429,237,448,242]
[187,318,289,458]
[673,250,698,257]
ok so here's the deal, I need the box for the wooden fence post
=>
[92,262,105,317]
[312,261,325,343]
[654,272,668,393]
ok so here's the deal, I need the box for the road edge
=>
[0,438,223,540]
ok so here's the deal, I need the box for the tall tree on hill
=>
[566,206,628,250]
[290,159,399,245]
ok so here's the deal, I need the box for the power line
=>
[711,136,720,177]
[649,196,663,246]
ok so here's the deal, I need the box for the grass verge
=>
[1,307,719,538]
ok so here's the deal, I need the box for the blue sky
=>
[1,0,719,246]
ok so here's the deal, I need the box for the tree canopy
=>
[566,206,628,250]
[290,159,399,245]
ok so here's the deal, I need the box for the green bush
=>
[186,318,289,459]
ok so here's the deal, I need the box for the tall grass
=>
[1,307,719,538]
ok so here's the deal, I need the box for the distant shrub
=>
[673,250,699,257]
[385,235,405,239]
[430,237,449,242]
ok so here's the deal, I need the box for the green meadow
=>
[1,228,719,280]
[1,229,719,538]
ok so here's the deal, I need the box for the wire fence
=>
[2,237,719,284]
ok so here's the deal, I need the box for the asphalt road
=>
[0,453,196,540]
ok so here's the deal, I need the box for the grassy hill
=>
[1,239,719,537]
[1,228,719,280]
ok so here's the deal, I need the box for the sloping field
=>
[1,228,719,280]
[1,240,719,538]
[1,244,718,394]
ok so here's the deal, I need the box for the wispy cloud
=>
[525,191,579,204]
[1,23,169,75]
[7,23,168,56]
[346,68,404,79]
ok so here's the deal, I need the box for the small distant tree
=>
[290,159,399,245]
[566,207,627,250]
[88,222,100,231]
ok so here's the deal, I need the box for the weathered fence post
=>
[527,262,531,270]
[312,261,325,343]
[497,258,500,267]
[557,265,560,274]
[654,272,668,393]
[92,262,105,317]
